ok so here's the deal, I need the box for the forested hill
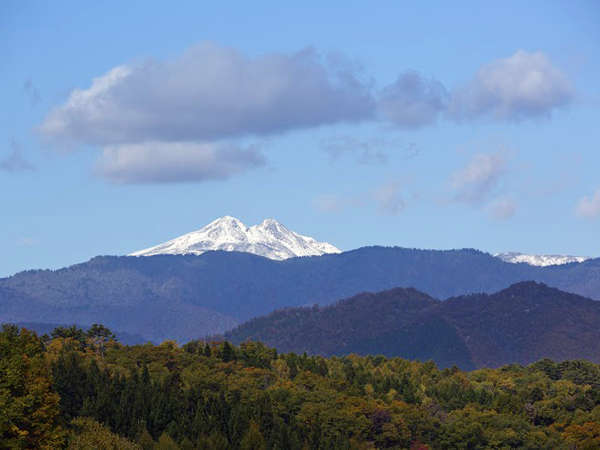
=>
[3,324,600,449]
[224,282,600,369]
[1,247,599,342]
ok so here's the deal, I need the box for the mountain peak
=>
[208,215,247,228]
[130,217,341,260]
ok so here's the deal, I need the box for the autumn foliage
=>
[1,324,600,449]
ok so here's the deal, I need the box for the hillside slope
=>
[224,282,600,369]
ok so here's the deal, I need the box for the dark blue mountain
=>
[0,247,598,342]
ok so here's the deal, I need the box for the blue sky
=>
[1,0,599,277]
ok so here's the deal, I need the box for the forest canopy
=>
[1,324,600,449]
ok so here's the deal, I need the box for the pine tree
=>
[221,341,235,362]
[155,432,180,449]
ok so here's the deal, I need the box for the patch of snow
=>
[130,216,341,260]
[495,252,590,267]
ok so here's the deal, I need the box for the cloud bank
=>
[39,45,573,184]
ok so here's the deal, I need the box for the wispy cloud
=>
[576,189,600,219]
[0,140,35,172]
[450,151,508,205]
[321,136,420,165]
[373,181,406,215]
[315,180,408,216]
[488,197,517,220]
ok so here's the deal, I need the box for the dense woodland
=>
[2,324,600,449]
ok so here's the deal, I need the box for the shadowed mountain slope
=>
[224,282,600,369]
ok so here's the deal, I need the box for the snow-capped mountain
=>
[130,216,341,260]
[495,252,590,267]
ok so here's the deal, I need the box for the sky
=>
[1,0,599,277]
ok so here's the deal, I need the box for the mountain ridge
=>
[223,281,600,369]
[2,246,599,342]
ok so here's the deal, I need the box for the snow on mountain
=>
[495,252,590,267]
[130,216,342,260]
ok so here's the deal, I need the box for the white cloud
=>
[576,189,600,219]
[36,45,576,185]
[39,43,374,146]
[451,152,507,205]
[95,141,265,184]
[449,50,573,120]
[378,71,448,128]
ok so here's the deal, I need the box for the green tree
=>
[68,417,140,449]
[138,428,155,450]
[155,432,179,449]
[51,325,87,350]
[221,341,235,362]
[0,325,65,449]
[87,324,116,356]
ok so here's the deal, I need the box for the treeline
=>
[2,324,600,449]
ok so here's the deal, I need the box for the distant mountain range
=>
[130,216,341,260]
[130,216,590,267]
[494,252,590,266]
[223,282,600,369]
[1,246,599,343]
